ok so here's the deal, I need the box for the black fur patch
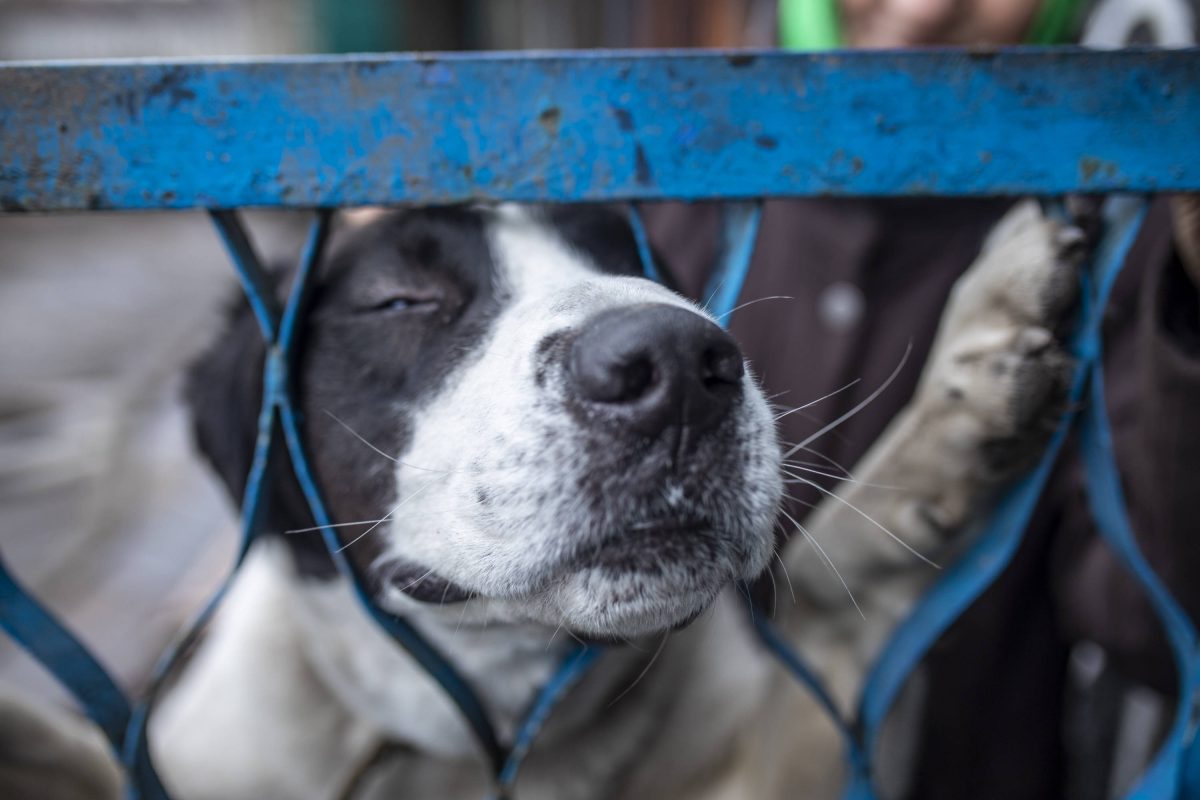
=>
[187,207,500,581]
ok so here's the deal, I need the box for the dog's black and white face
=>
[189,205,781,640]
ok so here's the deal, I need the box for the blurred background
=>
[0,0,775,58]
[0,0,775,716]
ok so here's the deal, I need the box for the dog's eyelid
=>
[363,294,442,314]
[350,275,448,313]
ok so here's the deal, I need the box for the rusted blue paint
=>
[1,48,1198,211]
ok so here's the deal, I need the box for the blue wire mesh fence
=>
[1,48,1199,799]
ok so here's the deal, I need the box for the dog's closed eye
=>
[350,277,448,315]
[363,294,442,314]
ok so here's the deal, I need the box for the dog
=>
[0,200,1078,799]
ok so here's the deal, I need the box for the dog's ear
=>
[184,297,266,504]
[184,288,316,537]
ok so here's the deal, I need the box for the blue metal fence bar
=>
[2,48,1199,212]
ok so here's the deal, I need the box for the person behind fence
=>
[645,0,1200,797]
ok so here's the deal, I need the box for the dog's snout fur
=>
[566,303,744,438]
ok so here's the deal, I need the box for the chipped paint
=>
[0,49,1197,211]
[1080,156,1121,185]
[537,107,562,137]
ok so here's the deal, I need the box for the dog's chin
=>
[555,524,776,637]
[544,529,767,639]
[377,523,773,638]
[378,557,731,635]
[548,567,726,639]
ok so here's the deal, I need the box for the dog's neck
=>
[342,590,763,800]
[291,564,664,763]
[393,597,658,745]
[162,544,768,799]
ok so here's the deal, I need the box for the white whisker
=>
[715,295,794,323]
[335,478,440,554]
[782,476,940,570]
[781,463,906,491]
[782,342,912,460]
[455,597,472,633]
[285,518,389,535]
[781,459,841,472]
[701,273,731,312]
[773,378,862,422]
[779,508,863,619]
[399,567,436,593]
[781,444,857,480]
[773,548,798,606]
[547,620,566,651]
[322,409,455,474]
[781,496,820,512]
[607,634,670,708]
[764,559,780,608]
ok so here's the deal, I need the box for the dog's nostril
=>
[569,349,656,403]
[617,358,656,402]
[703,347,744,388]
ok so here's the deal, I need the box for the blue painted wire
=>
[3,196,1195,800]
[1079,203,1199,797]
[275,398,508,772]
[269,209,603,790]
[493,643,604,795]
[278,210,332,353]
[626,203,665,284]
[254,208,506,772]
[705,202,763,326]
[745,587,870,781]
[1083,363,1199,798]
[0,556,132,752]
[1061,201,1200,800]
[118,211,328,799]
[850,199,1150,798]
[209,210,282,342]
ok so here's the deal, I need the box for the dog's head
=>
[188,205,781,640]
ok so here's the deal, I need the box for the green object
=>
[315,0,405,53]
[1027,0,1085,44]
[778,0,842,50]
[778,0,1084,51]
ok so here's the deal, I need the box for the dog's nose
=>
[567,304,744,437]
